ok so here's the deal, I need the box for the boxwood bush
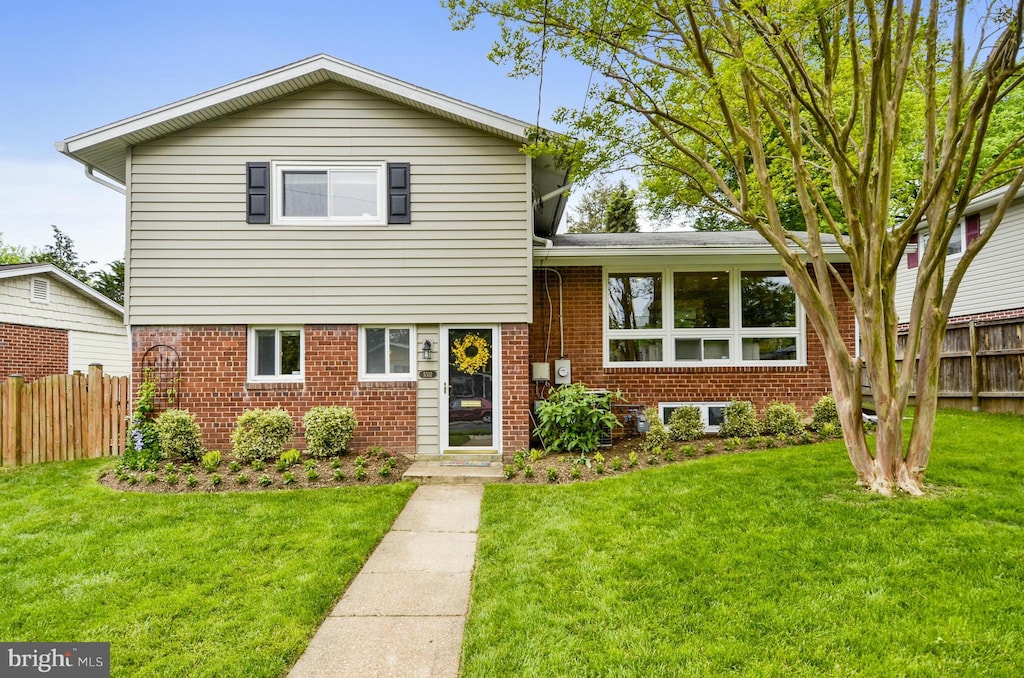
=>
[231,408,295,461]
[718,401,760,438]
[812,394,841,432]
[668,406,705,441]
[640,407,671,453]
[303,406,357,457]
[761,402,804,436]
[154,409,204,461]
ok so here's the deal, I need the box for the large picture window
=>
[359,326,416,381]
[248,327,304,382]
[605,267,804,366]
[274,162,386,225]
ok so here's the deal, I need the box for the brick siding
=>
[898,305,1024,331]
[529,265,856,416]
[131,325,418,453]
[501,323,531,457]
[0,322,68,382]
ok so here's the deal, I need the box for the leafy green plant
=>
[534,383,621,454]
[257,474,272,487]
[330,458,343,469]
[547,467,559,482]
[724,437,742,451]
[762,402,805,436]
[570,465,582,480]
[680,444,696,457]
[303,406,357,457]
[640,407,671,454]
[282,471,296,485]
[801,432,815,444]
[668,406,705,441]
[354,466,368,481]
[228,461,241,472]
[164,472,179,485]
[154,409,204,462]
[303,459,316,471]
[819,422,841,439]
[513,449,528,470]
[307,468,320,481]
[235,473,249,485]
[765,438,777,449]
[354,455,368,468]
[378,464,392,478]
[145,471,158,484]
[251,459,265,472]
[231,408,295,461]
[163,462,177,474]
[279,448,301,467]
[275,459,289,473]
[127,474,139,485]
[332,469,346,482]
[181,463,194,475]
[647,454,659,465]
[209,474,222,487]
[529,448,545,462]
[123,379,161,470]
[611,457,624,472]
[628,451,639,467]
[663,448,676,462]
[595,462,605,474]
[185,474,198,488]
[703,442,716,455]
[201,450,221,473]
[747,436,765,449]
[524,465,535,479]
[719,401,760,438]
[812,394,841,432]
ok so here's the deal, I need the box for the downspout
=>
[84,166,126,195]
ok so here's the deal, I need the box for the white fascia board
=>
[60,54,533,154]
[534,245,849,264]
[0,263,124,317]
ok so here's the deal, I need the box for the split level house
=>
[57,54,855,459]
[0,263,129,382]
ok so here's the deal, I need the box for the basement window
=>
[248,327,304,382]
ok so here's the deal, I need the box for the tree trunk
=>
[904,304,948,493]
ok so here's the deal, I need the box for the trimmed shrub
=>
[640,407,671,453]
[154,409,204,461]
[761,402,804,436]
[303,406,357,457]
[534,383,621,454]
[668,406,705,441]
[719,401,760,438]
[812,394,841,432]
[231,408,295,461]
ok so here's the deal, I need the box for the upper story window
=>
[359,326,416,381]
[248,327,304,382]
[273,162,387,226]
[920,223,965,260]
[605,267,803,367]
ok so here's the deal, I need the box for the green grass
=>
[464,410,1024,676]
[0,460,415,677]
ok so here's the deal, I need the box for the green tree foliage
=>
[0,233,29,264]
[30,225,94,283]
[566,179,615,233]
[449,0,1024,495]
[603,181,638,233]
[91,260,124,305]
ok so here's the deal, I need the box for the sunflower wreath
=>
[451,333,491,374]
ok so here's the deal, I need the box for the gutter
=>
[53,141,126,195]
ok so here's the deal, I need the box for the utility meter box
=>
[554,359,572,385]
[531,362,551,382]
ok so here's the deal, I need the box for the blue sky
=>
[0,1,588,265]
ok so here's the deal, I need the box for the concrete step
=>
[414,453,502,463]
[403,461,504,485]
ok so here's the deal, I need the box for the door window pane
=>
[674,271,730,328]
[741,272,796,328]
[608,273,662,330]
[282,172,328,216]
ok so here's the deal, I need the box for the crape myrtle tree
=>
[447,0,1024,494]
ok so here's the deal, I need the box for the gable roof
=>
[55,54,570,234]
[0,263,124,316]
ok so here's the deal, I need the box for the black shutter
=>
[246,162,270,224]
[387,162,411,224]
[908,232,919,269]
[965,213,981,245]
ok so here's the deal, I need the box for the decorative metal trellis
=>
[140,344,182,413]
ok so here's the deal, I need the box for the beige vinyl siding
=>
[0,276,124,335]
[416,325,441,456]
[128,83,532,325]
[894,201,1024,321]
[69,330,130,376]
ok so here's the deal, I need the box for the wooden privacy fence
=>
[863,317,1024,414]
[1,365,130,467]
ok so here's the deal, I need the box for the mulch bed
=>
[98,451,413,493]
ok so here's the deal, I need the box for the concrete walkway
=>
[288,484,483,678]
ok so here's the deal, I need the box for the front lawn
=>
[464,410,1024,676]
[0,460,415,677]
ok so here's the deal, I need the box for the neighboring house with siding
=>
[0,263,129,382]
[895,185,1024,326]
[56,54,855,458]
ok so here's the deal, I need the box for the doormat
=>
[440,461,493,467]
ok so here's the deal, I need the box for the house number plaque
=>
[418,370,438,379]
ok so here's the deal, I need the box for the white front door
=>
[440,326,501,454]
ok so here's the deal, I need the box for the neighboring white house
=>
[895,185,1024,325]
[0,263,129,381]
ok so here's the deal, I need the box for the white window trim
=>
[603,266,805,368]
[920,221,966,261]
[30,277,50,304]
[247,326,305,383]
[271,161,387,226]
[358,325,418,382]
[659,402,732,433]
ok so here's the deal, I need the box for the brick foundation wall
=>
[501,323,531,458]
[0,323,68,382]
[131,325,417,453]
[530,265,856,416]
